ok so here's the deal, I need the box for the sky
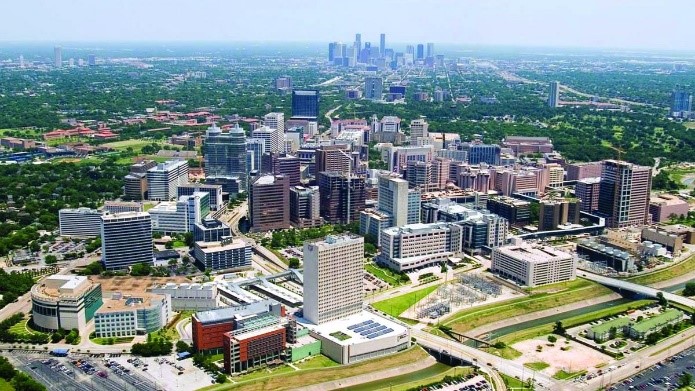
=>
[2,0,694,51]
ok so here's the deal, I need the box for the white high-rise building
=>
[409,119,429,145]
[548,81,560,108]
[251,126,283,154]
[147,160,189,201]
[303,235,364,325]
[263,112,285,134]
[59,208,103,237]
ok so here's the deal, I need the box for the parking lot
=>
[108,352,216,390]
[610,347,695,391]
[434,374,492,391]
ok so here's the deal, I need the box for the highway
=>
[581,271,695,310]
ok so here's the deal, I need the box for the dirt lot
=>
[512,336,612,376]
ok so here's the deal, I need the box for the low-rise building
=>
[31,275,103,331]
[102,201,143,214]
[628,309,683,339]
[641,227,684,256]
[193,237,252,271]
[194,219,232,242]
[223,314,287,374]
[576,239,636,273]
[649,194,689,223]
[150,282,218,311]
[491,244,576,287]
[94,293,171,338]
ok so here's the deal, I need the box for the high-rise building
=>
[177,183,223,211]
[263,112,285,133]
[548,81,560,108]
[274,76,292,91]
[87,54,96,66]
[249,174,290,232]
[262,153,300,187]
[354,33,362,55]
[360,174,420,243]
[328,42,337,62]
[598,160,652,228]
[203,124,247,187]
[193,237,252,271]
[54,46,62,68]
[671,89,693,118]
[538,198,581,231]
[364,77,383,100]
[462,140,501,165]
[291,90,319,120]
[59,208,103,237]
[487,197,531,226]
[566,161,603,181]
[245,138,265,171]
[289,185,323,228]
[314,145,353,176]
[384,145,434,173]
[409,119,429,145]
[318,172,366,224]
[406,160,435,191]
[575,177,601,213]
[426,42,435,58]
[147,160,189,201]
[416,44,424,60]
[303,234,364,325]
[101,212,153,271]
[380,33,386,57]
[251,126,283,154]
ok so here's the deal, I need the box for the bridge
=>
[581,271,695,310]
[441,329,492,347]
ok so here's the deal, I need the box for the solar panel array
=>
[347,319,393,339]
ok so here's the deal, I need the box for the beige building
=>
[303,235,364,325]
[491,244,576,287]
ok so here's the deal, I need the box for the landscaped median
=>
[197,346,432,391]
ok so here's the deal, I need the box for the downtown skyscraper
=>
[203,123,248,189]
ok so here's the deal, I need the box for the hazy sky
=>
[2,0,693,50]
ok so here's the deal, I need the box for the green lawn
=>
[365,263,409,287]
[552,370,586,380]
[90,336,134,345]
[8,319,35,337]
[227,364,297,383]
[372,285,440,317]
[627,254,695,285]
[497,299,654,345]
[524,362,550,371]
[0,378,14,391]
[484,345,522,359]
[500,374,533,390]
[172,240,187,248]
[443,279,612,334]
[293,355,338,370]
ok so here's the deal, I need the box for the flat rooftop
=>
[97,294,159,313]
[89,275,190,294]
[195,238,250,253]
[32,275,96,300]
[299,310,408,347]
[496,245,573,263]
[194,299,279,324]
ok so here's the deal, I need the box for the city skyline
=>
[1,0,694,51]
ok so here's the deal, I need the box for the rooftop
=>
[631,309,683,333]
[195,238,251,253]
[299,310,407,346]
[97,294,161,313]
[193,299,279,324]
[589,317,631,335]
[32,275,96,301]
[495,245,573,263]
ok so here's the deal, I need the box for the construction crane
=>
[606,145,625,161]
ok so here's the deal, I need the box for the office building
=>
[650,194,689,223]
[245,138,265,172]
[461,139,501,165]
[289,186,323,228]
[124,173,148,200]
[487,197,531,226]
[292,90,319,120]
[364,77,383,100]
[379,33,386,57]
[314,145,353,176]
[94,294,171,338]
[147,160,189,201]
[101,212,153,271]
[274,76,292,91]
[192,300,284,354]
[223,316,287,374]
[575,177,601,213]
[379,222,462,272]
[249,174,290,232]
[204,124,248,187]
[566,161,603,181]
[251,126,283,154]
[262,153,301,187]
[538,198,581,231]
[59,208,103,237]
[87,54,96,66]
[548,81,560,108]
[263,112,285,133]
[409,119,429,145]
[598,160,652,228]
[318,172,366,224]
[54,46,62,68]
[384,145,434,173]
[102,201,143,214]
[303,235,363,325]
[502,136,554,155]
[149,192,209,234]
[193,237,252,271]
[416,44,424,60]
[354,33,362,54]
[177,183,223,211]
[31,275,103,332]
[194,219,232,242]
[406,160,435,191]
[360,175,420,243]
[426,43,435,58]
[491,244,576,288]
[671,89,693,118]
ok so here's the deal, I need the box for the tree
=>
[130,262,152,276]
[44,255,58,265]
[176,340,191,353]
[288,258,300,269]
[608,326,617,340]
[645,333,660,345]
[679,373,693,388]
[184,232,195,247]
[553,321,566,336]
[164,241,174,250]
[684,282,695,297]
[547,335,557,343]
[215,373,227,384]
[656,292,668,307]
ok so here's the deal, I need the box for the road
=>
[581,271,695,310]
[412,329,568,391]
[321,105,342,138]
[559,84,658,108]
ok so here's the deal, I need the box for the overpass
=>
[411,329,576,391]
[581,272,695,310]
